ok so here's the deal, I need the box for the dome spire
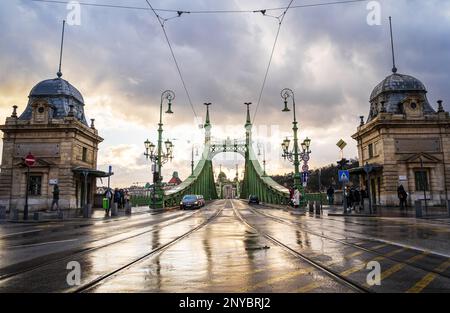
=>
[389,16,398,74]
[57,20,66,78]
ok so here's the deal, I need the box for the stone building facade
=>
[0,74,109,213]
[352,71,450,207]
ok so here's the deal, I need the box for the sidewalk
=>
[1,205,179,224]
[326,205,450,218]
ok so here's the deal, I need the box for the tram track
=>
[72,203,224,293]
[248,206,450,280]
[231,202,370,293]
[0,205,208,282]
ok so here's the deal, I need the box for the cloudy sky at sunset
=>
[1,0,449,187]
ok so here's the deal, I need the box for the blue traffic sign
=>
[338,170,350,182]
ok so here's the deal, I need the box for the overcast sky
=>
[1,0,449,187]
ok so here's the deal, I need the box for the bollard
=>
[111,203,118,216]
[415,200,423,218]
[447,200,450,218]
[308,201,314,213]
[315,201,321,215]
[0,205,6,219]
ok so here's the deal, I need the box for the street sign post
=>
[336,139,347,150]
[338,169,350,213]
[338,170,350,182]
[24,153,36,220]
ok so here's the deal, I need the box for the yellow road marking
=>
[371,243,388,250]
[407,259,450,293]
[295,281,323,293]
[340,248,405,277]
[240,267,313,292]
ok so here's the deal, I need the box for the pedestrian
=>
[354,188,361,212]
[345,186,352,212]
[327,186,335,205]
[289,187,294,207]
[51,184,60,212]
[114,188,120,215]
[293,187,300,209]
[398,185,408,210]
[104,188,113,216]
[119,188,125,209]
[124,190,131,214]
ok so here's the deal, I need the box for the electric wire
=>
[252,0,295,125]
[31,0,369,15]
[144,0,198,118]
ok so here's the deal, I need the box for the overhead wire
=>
[31,0,369,15]
[252,0,295,125]
[143,0,198,118]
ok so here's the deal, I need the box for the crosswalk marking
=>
[407,259,450,293]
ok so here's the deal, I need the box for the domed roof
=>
[367,72,436,122]
[370,73,427,101]
[19,76,88,126]
[29,77,84,103]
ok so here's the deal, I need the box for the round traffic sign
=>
[302,164,309,172]
[25,153,36,167]
[302,155,310,162]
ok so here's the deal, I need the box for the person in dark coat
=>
[51,184,60,212]
[119,189,125,209]
[398,185,408,210]
[353,188,361,211]
[327,186,335,205]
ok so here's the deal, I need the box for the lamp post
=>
[281,88,310,206]
[144,90,175,209]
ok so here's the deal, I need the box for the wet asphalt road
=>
[0,199,449,293]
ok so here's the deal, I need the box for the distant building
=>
[0,73,110,213]
[167,171,182,186]
[352,70,450,206]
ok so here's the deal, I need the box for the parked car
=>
[196,195,206,207]
[180,194,202,210]
[248,195,260,205]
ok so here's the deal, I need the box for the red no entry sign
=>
[25,153,36,167]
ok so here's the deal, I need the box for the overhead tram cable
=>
[144,0,198,119]
[31,0,370,15]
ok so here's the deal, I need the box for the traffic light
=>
[337,158,350,169]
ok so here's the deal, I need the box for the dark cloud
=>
[1,0,449,185]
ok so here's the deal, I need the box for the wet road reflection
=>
[88,201,352,293]
[0,200,449,293]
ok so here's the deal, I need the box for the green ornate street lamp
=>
[281,88,308,206]
[144,90,175,209]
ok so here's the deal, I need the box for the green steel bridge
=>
[163,103,292,207]
[133,104,323,208]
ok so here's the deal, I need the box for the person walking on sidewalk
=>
[327,186,335,206]
[104,188,113,216]
[51,184,60,212]
[398,185,408,210]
